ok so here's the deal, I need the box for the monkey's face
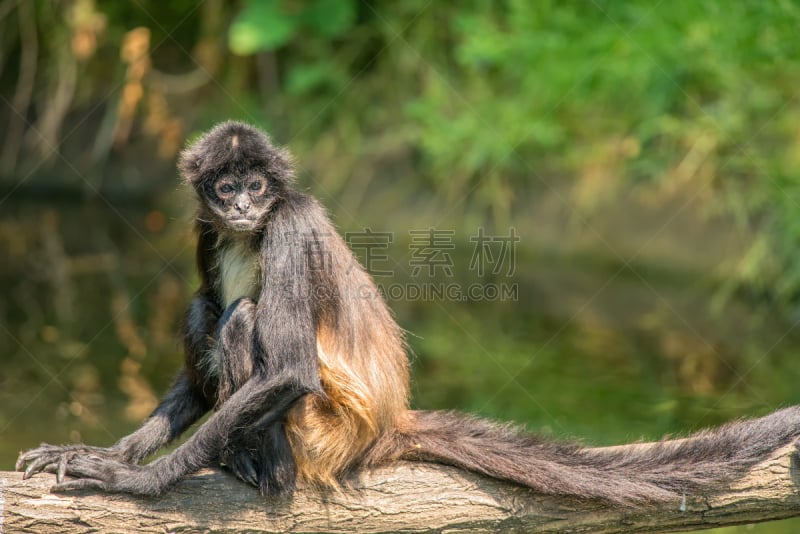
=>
[179,121,295,233]
[204,171,273,233]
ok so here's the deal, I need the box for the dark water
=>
[2,198,799,533]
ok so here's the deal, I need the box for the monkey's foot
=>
[16,443,124,483]
[220,445,297,497]
[221,449,260,487]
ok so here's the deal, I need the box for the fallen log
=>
[2,441,799,533]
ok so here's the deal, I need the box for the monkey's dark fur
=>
[17,121,800,504]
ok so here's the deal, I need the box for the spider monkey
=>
[17,121,800,503]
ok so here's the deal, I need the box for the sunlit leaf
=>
[229,0,297,55]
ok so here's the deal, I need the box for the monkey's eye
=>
[216,182,235,196]
[248,180,265,193]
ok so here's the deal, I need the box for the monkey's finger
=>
[16,448,48,471]
[57,452,74,484]
[16,444,72,470]
[242,465,259,486]
[15,452,28,471]
[51,478,106,493]
[232,453,259,486]
[15,454,26,471]
[61,457,109,480]
[23,455,59,479]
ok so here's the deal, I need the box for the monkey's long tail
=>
[367,407,800,504]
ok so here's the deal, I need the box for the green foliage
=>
[8,0,800,308]
[229,1,297,54]
[9,0,800,307]
[224,0,800,310]
[229,0,356,54]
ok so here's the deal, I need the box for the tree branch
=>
[3,442,799,533]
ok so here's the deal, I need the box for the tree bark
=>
[2,442,800,533]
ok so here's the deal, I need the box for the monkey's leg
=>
[216,297,256,404]
[215,297,298,496]
[17,294,219,480]
[216,296,259,487]
[51,374,309,496]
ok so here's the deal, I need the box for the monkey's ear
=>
[177,143,205,185]
[268,146,297,185]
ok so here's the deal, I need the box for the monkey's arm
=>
[16,371,209,481]
[17,293,219,480]
[49,372,309,495]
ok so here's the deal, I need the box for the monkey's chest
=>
[216,241,262,308]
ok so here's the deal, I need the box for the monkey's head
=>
[178,121,295,233]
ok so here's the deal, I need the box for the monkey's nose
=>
[234,200,251,212]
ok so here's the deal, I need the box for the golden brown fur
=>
[285,232,409,488]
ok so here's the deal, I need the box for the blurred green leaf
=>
[229,0,356,55]
[298,0,356,38]
[229,0,297,54]
[286,63,334,95]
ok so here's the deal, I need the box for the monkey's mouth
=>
[227,217,257,231]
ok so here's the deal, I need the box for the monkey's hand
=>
[49,455,167,496]
[16,443,125,482]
